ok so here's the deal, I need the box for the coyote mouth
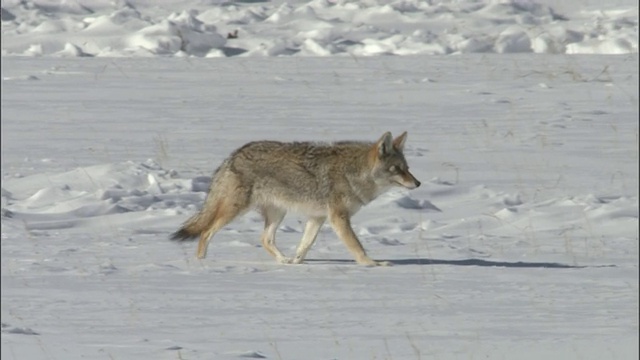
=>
[394,179,420,189]
[394,180,413,189]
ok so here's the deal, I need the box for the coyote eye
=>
[389,166,398,173]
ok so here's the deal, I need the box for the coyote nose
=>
[415,179,421,188]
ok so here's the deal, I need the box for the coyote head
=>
[371,131,421,190]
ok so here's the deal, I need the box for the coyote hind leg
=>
[260,206,289,263]
[291,216,326,264]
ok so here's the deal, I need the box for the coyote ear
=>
[376,131,393,157]
[393,131,408,151]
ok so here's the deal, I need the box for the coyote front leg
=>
[328,209,391,266]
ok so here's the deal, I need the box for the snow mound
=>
[1,160,205,232]
[126,10,226,56]
[1,0,637,57]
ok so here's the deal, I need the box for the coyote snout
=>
[171,131,421,266]
[387,164,421,189]
[398,171,421,189]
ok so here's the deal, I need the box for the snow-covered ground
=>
[2,1,639,360]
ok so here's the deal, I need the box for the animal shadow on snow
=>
[305,258,611,268]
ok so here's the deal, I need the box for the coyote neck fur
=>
[343,163,389,208]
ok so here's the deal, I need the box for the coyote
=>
[171,131,421,266]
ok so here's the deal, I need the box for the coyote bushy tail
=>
[170,161,230,242]
[170,210,212,241]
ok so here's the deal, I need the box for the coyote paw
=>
[375,260,393,267]
[358,258,392,267]
[277,257,293,264]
